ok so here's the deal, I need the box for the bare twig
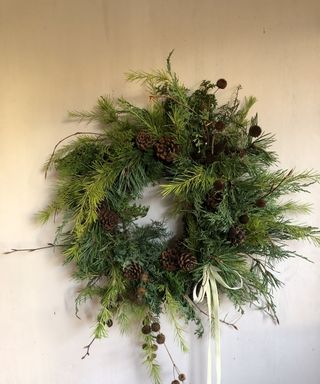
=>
[163,342,180,377]
[3,243,64,255]
[45,131,102,178]
[81,337,96,360]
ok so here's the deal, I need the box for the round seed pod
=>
[249,125,262,138]
[156,333,166,344]
[106,319,113,327]
[171,381,180,384]
[178,373,186,381]
[141,325,151,334]
[239,214,249,224]
[216,78,227,89]
[256,198,266,208]
[151,322,161,332]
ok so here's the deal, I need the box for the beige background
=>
[1,1,320,383]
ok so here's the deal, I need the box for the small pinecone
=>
[136,131,153,151]
[178,252,197,271]
[216,78,227,89]
[228,226,246,245]
[98,203,119,231]
[123,263,143,280]
[206,190,223,211]
[154,136,178,163]
[160,248,179,271]
[178,373,186,381]
[249,125,262,138]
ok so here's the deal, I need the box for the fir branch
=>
[164,289,189,353]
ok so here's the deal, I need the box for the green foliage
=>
[39,54,320,382]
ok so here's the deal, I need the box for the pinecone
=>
[256,198,266,208]
[123,263,143,280]
[98,203,119,231]
[178,252,197,271]
[154,136,178,163]
[227,226,245,245]
[136,131,153,151]
[178,374,186,381]
[160,248,179,271]
[206,190,223,211]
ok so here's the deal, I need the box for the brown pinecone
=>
[151,322,160,332]
[154,136,178,163]
[178,373,186,381]
[160,248,179,271]
[98,203,119,231]
[123,263,143,280]
[206,190,223,211]
[136,131,154,151]
[178,252,197,271]
[227,226,245,245]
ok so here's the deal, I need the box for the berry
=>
[216,78,227,89]
[151,322,161,332]
[141,325,151,334]
[156,333,166,344]
[249,125,262,138]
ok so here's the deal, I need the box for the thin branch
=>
[3,243,65,254]
[163,342,180,376]
[45,131,102,178]
[81,337,96,360]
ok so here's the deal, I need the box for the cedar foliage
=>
[39,53,320,382]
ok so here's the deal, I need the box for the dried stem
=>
[163,342,180,377]
[81,337,96,360]
[45,131,102,178]
[3,243,64,255]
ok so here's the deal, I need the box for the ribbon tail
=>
[211,277,221,384]
[206,285,212,384]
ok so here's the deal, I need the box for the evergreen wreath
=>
[8,53,320,384]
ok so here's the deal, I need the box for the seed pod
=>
[178,373,186,381]
[141,325,151,334]
[256,198,266,208]
[151,322,161,332]
[216,78,227,89]
[249,125,262,138]
[156,333,166,344]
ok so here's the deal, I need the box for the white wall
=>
[1,1,320,383]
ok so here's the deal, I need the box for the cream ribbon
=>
[193,265,243,384]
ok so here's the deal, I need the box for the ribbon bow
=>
[193,265,243,384]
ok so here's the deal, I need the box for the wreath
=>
[11,53,320,384]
